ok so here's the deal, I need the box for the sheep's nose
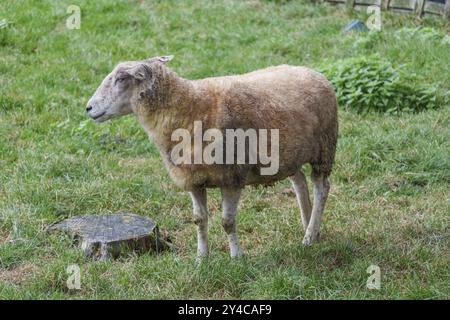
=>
[86,105,93,112]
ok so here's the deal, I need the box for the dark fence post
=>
[416,0,426,17]
[445,0,450,18]
[346,0,355,10]
[381,0,391,10]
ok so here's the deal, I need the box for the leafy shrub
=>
[353,27,449,52]
[319,56,445,114]
[395,27,450,45]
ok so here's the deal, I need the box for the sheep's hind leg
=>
[190,188,209,258]
[289,170,312,232]
[221,187,244,258]
[303,173,330,246]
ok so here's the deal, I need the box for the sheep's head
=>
[86,55,173,123]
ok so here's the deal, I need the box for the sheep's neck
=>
[136,70,205,156]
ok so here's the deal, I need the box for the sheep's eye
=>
[115,77,126,84]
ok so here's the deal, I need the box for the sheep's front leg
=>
[289,170,312,232]
[190,188,209,258]
[303,174,330,246]
[221,187,243,258]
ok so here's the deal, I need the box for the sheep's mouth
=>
[91,111,106,120]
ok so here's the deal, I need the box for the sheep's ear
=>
[127,63,152,81]
[158,55,173,63]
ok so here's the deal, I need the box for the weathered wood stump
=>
[49,212,169,260]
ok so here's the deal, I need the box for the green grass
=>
[0,0,449,299]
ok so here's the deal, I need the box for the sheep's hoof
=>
[195,254,209,266]
[302,236,313,246]
[302,232,320,246]
[231,250,245,259]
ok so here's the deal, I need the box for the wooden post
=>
[445,0,450,19]
[416,0,426,17]
[381,0,391,10]
[346,0,355,10]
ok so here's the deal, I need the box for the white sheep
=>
[86,56,338,258]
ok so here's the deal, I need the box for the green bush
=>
[395,27,450,44]
[353,27,450,50]
[319,56,445,114]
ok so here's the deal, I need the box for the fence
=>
[323,0,450,18]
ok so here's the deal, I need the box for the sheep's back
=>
[213,65,338,184]
[170,65,338,189]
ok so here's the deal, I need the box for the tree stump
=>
[49,212,170,260]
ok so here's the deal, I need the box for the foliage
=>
[320,56,445,114]
[395,27,450,44]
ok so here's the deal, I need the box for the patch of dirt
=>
[0,263,35,284]
[213,288,227,299]
[281,188,296,197]
[0,232,10,245]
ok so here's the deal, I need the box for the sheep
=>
[86,55,338,258]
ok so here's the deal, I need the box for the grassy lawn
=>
[0,0,449,299]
